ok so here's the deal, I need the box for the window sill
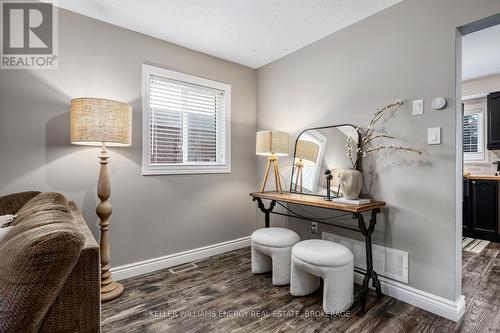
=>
[464,160,491,165]
[142,166,231,175]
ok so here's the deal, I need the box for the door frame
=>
[455,13,500,303]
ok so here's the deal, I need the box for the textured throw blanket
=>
[0,192,85,333]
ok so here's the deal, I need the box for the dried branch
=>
[345,99,422,166]
[362,99,402,145]
[363,145,423,156]
[363,133,395,145]
[346,137,356,168]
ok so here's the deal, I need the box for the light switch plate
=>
[413,99,424,115]
[428,127,441,145]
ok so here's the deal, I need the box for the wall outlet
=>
[311,222,319,234]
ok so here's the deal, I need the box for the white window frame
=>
[142,64,231,175]
[463,100,487,163]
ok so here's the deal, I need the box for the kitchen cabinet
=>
[487,91,500,150]
[463,179,471,233]
[463,178,500,242]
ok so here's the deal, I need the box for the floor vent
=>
[322,232,408,284]
[168,262,198,274]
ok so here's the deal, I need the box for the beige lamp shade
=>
[71,98,132,146]
[256,130,290,156]
[295,140,319,165]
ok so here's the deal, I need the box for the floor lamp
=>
[256,131,290,193]
[71,98,132,302]
[294,140,319,192]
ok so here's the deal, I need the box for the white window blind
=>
[142,65,231,175]
[463,113,480,153]
[463,102,486,162]
[301,163,316,193]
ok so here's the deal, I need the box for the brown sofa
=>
[0,192,101,333]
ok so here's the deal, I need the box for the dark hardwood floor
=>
[102,243,500,333]
[459,242,500,332]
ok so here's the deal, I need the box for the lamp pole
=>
[97,142,123,302]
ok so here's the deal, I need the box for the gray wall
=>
[0,9,257,266]
[463,73,500,96]
[257,0,500,301]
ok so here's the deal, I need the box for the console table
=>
[250,191,386,315]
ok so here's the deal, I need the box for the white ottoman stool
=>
[251,227,300,285]
[290,239,354,314]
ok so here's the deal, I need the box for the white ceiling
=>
[462,24,500,81]
[54,0,401,69]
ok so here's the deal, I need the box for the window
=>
[463,102,486,162]
[142,64,231,175]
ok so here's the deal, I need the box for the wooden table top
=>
[250,191,386,213]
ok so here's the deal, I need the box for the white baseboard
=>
[354,272,465,322]
[111,236,251,281]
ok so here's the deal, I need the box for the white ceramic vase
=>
[339,169,363,200]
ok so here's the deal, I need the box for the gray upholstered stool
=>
[251,227,300,285]
[290,239,354,314]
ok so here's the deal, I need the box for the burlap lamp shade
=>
[295,140,319,165]
[71,98,132,146]
[256,130,290,156]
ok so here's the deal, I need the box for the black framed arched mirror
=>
[290,124,361,197]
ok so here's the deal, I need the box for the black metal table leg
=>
[355,208,382,315]
[253,197,276,228]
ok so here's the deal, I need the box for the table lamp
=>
[294,140,319,192]
[256,130,289,193]
[71,97,132,302]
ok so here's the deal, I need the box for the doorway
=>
[456,15,500,329]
